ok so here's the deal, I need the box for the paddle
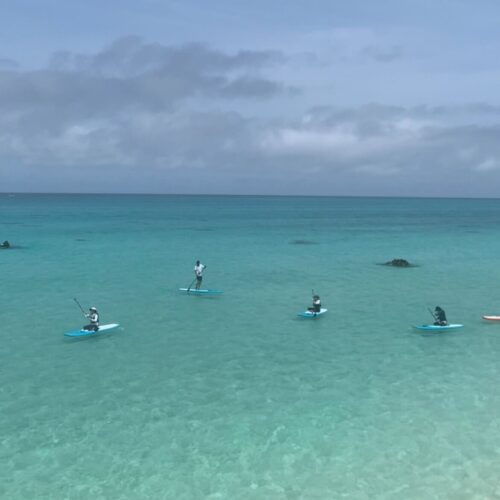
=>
[73,297,87,318]
[186,277,197,293]
[427,307,437,323]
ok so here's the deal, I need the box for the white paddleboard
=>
[483,316,500,322]
[178,288,223,295]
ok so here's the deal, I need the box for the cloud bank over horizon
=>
[2,26,500,196]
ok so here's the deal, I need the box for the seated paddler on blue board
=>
[307,294,322,313]
[432,306,448,326]
[83,306,100,331]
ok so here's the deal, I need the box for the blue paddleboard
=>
[413,323,463,331]
[179,288,223,295]
[64,323,120,337]
[298,308,328,318]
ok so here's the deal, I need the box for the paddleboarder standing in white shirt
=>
[194,260,206,290]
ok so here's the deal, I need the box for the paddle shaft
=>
[187,277,196,292]
[311,289,318,311]
[73,298,87,318]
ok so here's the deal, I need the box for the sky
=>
[1,0,500,196]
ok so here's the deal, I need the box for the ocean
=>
[2,194,500,499]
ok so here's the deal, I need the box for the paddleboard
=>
[64,323,120,337]
[483,316,500,321]
[413,324,463,331]
[298,308,328,318]
[179,288,223,295]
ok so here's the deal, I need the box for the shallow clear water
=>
[2,194,500,499]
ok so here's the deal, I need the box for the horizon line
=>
[1,191,500,201]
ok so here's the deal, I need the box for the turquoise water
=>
[2,194,500,499]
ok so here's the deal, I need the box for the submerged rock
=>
[289,239,318,245]
[0,240,23,249]
[382,258,415,267]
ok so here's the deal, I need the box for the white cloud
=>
[354,164,401,175]
[475,158,500,172]
[259,112,425,167]
[261,127,358,154]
